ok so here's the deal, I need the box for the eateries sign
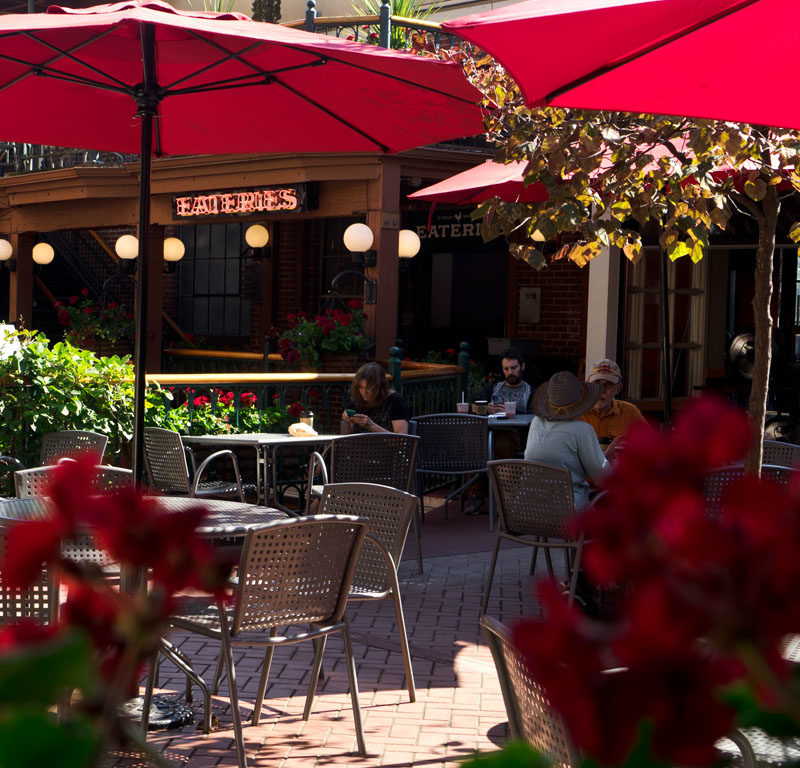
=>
[173,184,312,219]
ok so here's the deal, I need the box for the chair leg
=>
[341,621,367,757]
[480,534,503,616]
[413,499,423,575]
[141,649,159,731]
[160,638,213,734]
[529,538,540,575]
[544,546,555,577]
[303,634,328,720]
[251,628,278,726]
[388,579,416,702]
[217,604,247,768]
[212,648,225,694]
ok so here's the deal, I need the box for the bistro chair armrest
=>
[184,445,198,476]
[0,455,25,472]
[307,451,329,486]
[191,449,245,500]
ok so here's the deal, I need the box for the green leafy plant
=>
[55,289,135,346]
[420,347,488,400]
[349,0,441,49]
[277,301,372,370]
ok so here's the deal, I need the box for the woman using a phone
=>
[341,362,410,434]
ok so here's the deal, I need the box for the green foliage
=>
[278,304,372,369]
[348,0,441,49]
[251,0,280,23]
[0,330,134,467]
[420,347,488,400]
[462,742,553,768]
[55,291,134,346]
[466,58,800,269]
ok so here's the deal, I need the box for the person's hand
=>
[605,435,626,461]
[487,403,505,414]
[349,413,374,431]
[341,409,352,424]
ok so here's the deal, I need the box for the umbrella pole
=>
[660,248,673,430]
[132,23,157,485]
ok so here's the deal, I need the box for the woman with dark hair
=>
[342,362,410,434]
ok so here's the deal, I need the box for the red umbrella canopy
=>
[442,0,800,131]
[0,0,483,155]
[408,159,548,205]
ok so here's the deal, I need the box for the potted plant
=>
[55,289,135,357]
[277,301,372,371]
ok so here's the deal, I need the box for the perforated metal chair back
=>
[328,433,419,492]
[703,464,795,517]
[411,413,489,474]
[40,430,108,465]
[14,464,133,498]
[489,459,576,539]
[481,615,579,768]
[762,440,800,468]
[317,482,416,594]
[0,519,57,625]
[143,427,192,495]
[231,515,367,635]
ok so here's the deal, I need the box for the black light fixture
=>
[115,234,139,274]
[162,236,185,274]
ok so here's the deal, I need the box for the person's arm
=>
[577,424,609,485]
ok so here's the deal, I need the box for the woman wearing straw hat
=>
[525,370,609,508]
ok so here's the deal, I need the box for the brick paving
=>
[104,502,562,768]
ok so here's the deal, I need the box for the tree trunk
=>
[744,187,780,475]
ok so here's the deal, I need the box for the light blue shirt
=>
[523,416,609,509]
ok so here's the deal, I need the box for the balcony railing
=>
[0,142,137,177]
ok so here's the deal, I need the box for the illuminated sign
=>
[172,184,314,219]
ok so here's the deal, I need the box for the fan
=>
[729,332,755,380]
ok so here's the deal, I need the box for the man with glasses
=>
[580,358,646,461]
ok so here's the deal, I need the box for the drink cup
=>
[473,400,488,415]
[456,402,469,414]
[504,400,517,417]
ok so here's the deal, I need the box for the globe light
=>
[115,234,139,260]
[163,237,185,262]
[398,229,421,259]
[0,239,12,262]
[244,224,269,249]
[343,222,374,253]
[32,242,54,265]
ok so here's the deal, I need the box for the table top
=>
[0,495,288,538]
[487,413,534,429]
[182,432,339,449]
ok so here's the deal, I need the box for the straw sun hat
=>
[531,371,601,421]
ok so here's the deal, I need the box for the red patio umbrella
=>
[442,0,797,130]
[0,0,482,481]
[408,159,547,205]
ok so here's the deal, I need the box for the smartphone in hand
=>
[345,408,357,417]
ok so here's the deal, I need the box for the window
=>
[177,223,250,338]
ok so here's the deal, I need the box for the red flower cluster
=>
[513,398,800,766]
[3,457,233,684]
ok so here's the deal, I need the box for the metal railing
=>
[0,142,136,177]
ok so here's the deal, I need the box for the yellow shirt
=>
[581,399,646,441]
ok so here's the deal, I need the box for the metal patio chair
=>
[143,427,249,502]
[14,464,133,498]
[762,440,800,468]
[481,459,584,616]
[410,412,494,531]
[0,517,57,626]
[0,429,108,474]
[703,464,796,518]
[316,481,418,702]
[306,432,421,571]
[481,616,757,768]
[481,615,580,768]
[150,515,369,767]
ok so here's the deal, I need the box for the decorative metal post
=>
[389,344,402,391]
[305,0,317,32]
[458,341,470,401]
[263,337,272,372]
[379,0,391,48]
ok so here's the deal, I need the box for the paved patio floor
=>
[103,500,559,768]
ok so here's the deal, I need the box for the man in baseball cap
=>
[580,358,646,460]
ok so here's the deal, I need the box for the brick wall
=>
[510,255,589,360]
